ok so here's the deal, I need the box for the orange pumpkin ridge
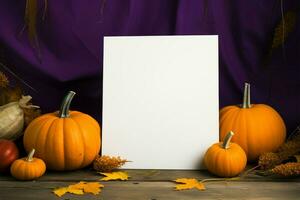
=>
[219,83,286,161]
[23,91,101,171]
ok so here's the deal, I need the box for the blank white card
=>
[102,35,218,169]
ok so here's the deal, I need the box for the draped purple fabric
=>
[0,0,299,134]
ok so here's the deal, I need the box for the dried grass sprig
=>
[0,72,9,88]
[23,0,48,61]
[93,155,129,172]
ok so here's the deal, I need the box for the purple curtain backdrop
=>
[0,0,299,134]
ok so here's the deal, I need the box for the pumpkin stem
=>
[59,91,76,118]
[26,149,35,162]
[222,131,234,149]
[242,83,251,108]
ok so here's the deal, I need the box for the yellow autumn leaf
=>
[53,187,68,197]
[67,188,84,195]
[53,186,83,197]
[53,181,104,197]
[174,178,206,191]
[99,171,129,181]
[67,181,86,190]
[82,182,104,195]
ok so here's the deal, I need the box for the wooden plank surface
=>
[1,168,299,182]
[0,169,299,200]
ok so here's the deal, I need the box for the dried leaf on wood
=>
[82,182,103,195]
[53,187,69,197]
[99,171,129,181]
[53,181,104,197]
[174,178,206,191]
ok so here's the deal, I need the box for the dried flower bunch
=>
[93,155,128,172]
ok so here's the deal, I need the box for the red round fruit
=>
[0,139,19,173]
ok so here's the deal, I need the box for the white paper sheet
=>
[102,35,219,169]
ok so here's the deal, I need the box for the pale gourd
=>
[0,96,39,140]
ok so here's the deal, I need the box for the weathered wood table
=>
[0,168,299,199]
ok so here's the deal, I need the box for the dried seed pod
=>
[258,152,281,170]
[277,140,300,160]
[271,162,300,177]
[258,131,300,169]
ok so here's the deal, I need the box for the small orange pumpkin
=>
[204,131,247,177]
[23,91,101,171]
[10,149,46,180]
[220,83,286,161]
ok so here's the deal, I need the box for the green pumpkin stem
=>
[242,83,251,108]
[26,149,35,162]
[222,131,234,149]
[58,91,76,118]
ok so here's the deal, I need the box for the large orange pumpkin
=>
[23,91,101,171]
[220,83,286,161]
